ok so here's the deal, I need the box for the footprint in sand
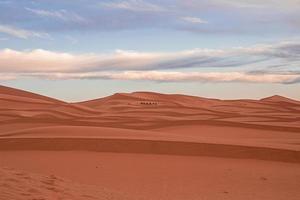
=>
[260,176,268,181]
[22,176,32,180]
[81,194,97,199]
[14,172,26,176]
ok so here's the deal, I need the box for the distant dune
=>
[1,85,300,200]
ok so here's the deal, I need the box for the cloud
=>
[0,0,299,35]
[1,71,299,84]
[0,41,300,72]
[0,74,16,80]
[0,40,299,84]
[215,0,300,9]
[0,24,49,39]
[101,0,165,12]
[89,71,300,84]
[0,48,87,72]
[181,17,208,24]
[25,8,88,24]
[182,0,300,10]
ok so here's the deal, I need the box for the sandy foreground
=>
[0,85,300,199]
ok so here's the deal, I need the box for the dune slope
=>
[1,85,300,199]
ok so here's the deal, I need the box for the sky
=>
[0,0,300,101]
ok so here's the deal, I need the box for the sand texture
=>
[1,85,300,199]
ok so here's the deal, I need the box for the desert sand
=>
[0,84,300,200]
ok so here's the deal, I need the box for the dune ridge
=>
[1,85,300,160]
[1,85,300,199]
[0,137,300,163]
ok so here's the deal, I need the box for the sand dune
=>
[1,85,300,199]
[0,137,300,163]
[0,85,63,103]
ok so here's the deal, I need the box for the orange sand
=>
[0,85,300,199]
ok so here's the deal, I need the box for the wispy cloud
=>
[181,17,208,24]
[0,24,49,39]
[101,0,165,12]
[1,71,299,84]
[0,41,299,84]
[25,8,88,24]
[0,0,298,35]
[0,74,16,80]
[215,0,300,9]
